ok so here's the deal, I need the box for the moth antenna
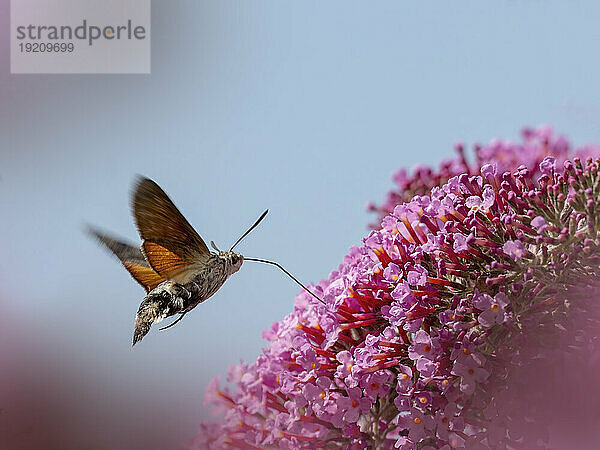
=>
[244,257,325,304]
[210,241,220,252]
[159,312,187,331]
[230,209,269,251]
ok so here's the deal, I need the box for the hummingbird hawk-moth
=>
[89,177,323,345]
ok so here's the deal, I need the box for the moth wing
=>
[87,227,166,292]
[141,239,206,284]
[132,177,211,260]
[123,261,166,292]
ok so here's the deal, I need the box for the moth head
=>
[225,251,244,274]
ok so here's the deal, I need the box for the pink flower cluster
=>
[368,126,600,228]
[191,128,600,449]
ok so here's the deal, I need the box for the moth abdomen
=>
[133,281,191,345]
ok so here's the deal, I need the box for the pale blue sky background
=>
[1,1,600,448]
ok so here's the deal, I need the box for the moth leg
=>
[159,312,187,331]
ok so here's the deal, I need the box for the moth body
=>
[175,250,243,314]
[132,251,243,344]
